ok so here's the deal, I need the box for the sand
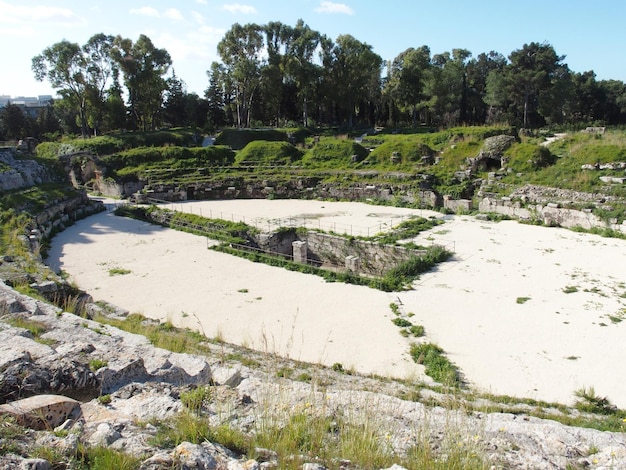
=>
[46,199,626,407]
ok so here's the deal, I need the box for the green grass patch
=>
[410,342,463,388]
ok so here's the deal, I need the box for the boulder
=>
[0,394,81,430]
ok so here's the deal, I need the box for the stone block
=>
[0,394,81,430]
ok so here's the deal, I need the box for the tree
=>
[83,33,116,136]
[386,46,431,126]
[423,49,471,126]
[321,34,382,128]
[465,51,506,125]
[205,62,228,131]
[164,70,187,127]
[32,40,89,137]
[284,20,322,127]
[112,34,172,131]
[217,23,264,128]
[505,42,569,128]
[0,104,28,140]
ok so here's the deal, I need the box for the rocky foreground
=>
[1,280,626,469]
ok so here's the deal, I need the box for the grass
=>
[108,267,131,276]
[94,312,211,355]
[516,296,531,304]
[89,359,108,371]
[410,343,463,388]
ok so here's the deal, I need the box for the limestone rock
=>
[0,394,81,430]
[173,441,218,469]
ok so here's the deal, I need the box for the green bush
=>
[235,140,303,166]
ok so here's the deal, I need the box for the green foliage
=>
[516,296,530,304]
[392,317,412,328]
[102,145,235,171]
[504,143,556,172]
[108,267,131,276]
[150,412,211,448]
[96,312,211,356]
[380,246,452,291]
[3,316,48,338]
[215,128,288,150]
[410,342,463,387]
[180,386,211,413]
[574,387,620,415]
[368,138,434,167]
[302,138,368,167]
[97,394,112,405]
[235,140,303,165]
[373,217,442,244]
[75,445,142,470]
[89,359,108,371]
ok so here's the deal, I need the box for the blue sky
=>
[1,0,625,98]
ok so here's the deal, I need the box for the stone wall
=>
[250,228,427,276]
[478,197,626,232]
[304,232,427,276]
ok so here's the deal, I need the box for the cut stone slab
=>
[0,394,82,430]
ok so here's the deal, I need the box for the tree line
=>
[2,20,626,141]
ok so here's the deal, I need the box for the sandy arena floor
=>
[46,199,626,407]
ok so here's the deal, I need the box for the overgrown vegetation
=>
[410,343,463,388]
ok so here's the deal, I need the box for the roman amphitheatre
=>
[47,196,626,408]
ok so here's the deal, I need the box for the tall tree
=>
[112,34,172,131]
[164,70,187,127]
[465,51,506,125]
[217,23,264,128]
[386,46,431,126]
[32,40,89,137]
[423,49,471,126]
[205,62,228,130]
[284,19,322,127]
[505,42,569,128]
[83,33,116,135]
[321,34,382,128]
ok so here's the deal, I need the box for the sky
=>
[1,0,626,99]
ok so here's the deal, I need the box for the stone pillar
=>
[292,241,307,263]
[345,255,360,272]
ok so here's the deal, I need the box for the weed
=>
[516,297,531,304]
[180,386,211,414]
[410,343,463,388]
[563,286,578,293]
[97,394,112,405]
[392,317,412,328]
[108,267,131,276]
[574,387,618,415]
[89,359,108,371]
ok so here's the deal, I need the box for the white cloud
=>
[164,8,184,21]
[222,3,258,15]
[315,1,354,15]
[191,11,206,25]
[195,0,208,4]
[0,1,85,25]
[130,6,160,18]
